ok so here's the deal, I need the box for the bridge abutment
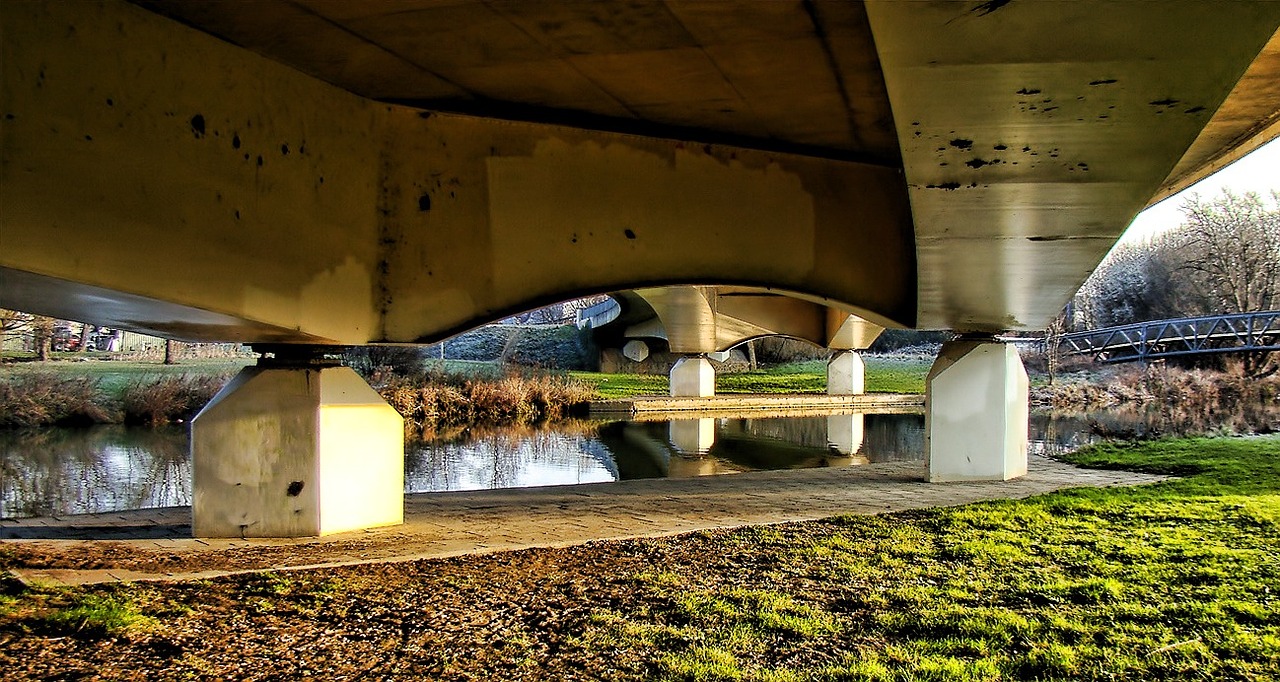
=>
[191,353,403,538]
[925,339,1028,482]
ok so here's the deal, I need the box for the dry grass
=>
[380,370,595,437]
[119,375,229,425]
[0,373,114,427]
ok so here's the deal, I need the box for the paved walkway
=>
[2,454,1165,586]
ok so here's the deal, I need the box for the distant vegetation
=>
[1066,189,1279,377]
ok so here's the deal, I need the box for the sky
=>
[1118,136,1280,245]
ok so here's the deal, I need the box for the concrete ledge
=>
[590,393,923,418]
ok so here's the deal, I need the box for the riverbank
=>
[2,435,1276,679]
[0,355,933,429]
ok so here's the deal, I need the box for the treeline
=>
[1071,189,1279,329]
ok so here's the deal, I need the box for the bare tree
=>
[1170,190,1280,377]
[1174,190,1280,315]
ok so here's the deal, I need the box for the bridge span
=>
[1060,311,1280,364]
[2,1,1279,537]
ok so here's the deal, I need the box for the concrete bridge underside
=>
[4,1,1279,341]
[3,1,1280,537]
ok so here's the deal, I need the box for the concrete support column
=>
[925,338,1028,482]
[670,356,716,397]
[827,350,866,395]
[192,354,404,537]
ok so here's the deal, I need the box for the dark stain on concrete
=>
[286,481,304,497]
[190,114,205,138]
[624,229,637,240]
[418,193,431,212]
[949,138,974,150]
[1089,79,1118,86]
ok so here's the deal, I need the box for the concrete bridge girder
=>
[627,287,885,354]
[1,0,915,345]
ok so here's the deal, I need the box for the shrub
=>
[0,373,114,427]
[379,369,594,436]
[120,374,228,425]
[343,346,426,380]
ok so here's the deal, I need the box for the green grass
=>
[0,357,253,397]
[581,435,1280,680]
[572,356,931,399]
[1,585,155,638]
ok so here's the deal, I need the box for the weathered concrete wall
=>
[0,0,915,345]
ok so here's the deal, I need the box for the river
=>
[2,404,1276,519]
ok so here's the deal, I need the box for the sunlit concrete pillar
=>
[669,418,717,455]
[925,338,1028,482]
[826,413,866,457]
[192,355,404,538]
[670,356,715,397]
[827,350,866,395]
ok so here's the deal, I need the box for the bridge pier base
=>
[925,338,1028,482]
[827,350,866,395]
[670,356,716,397]
[192,358,404,538]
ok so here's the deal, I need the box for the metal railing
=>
[1058,310,1280,363]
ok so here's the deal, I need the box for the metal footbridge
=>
[1059,311,1280,363]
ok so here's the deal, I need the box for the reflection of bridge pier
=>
[826,414,867,461]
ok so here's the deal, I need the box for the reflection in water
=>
[1,425,189,519]
[5,400,1277,519]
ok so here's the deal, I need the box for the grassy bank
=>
[1,356,930,427]
[3,435,1276,679]
[573,356,932,399]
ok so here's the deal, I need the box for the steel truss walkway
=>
[1059,311,1280,363]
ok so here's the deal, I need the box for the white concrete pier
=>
[192,365,404,538]
[925,339,1028,482]
[827,350,866,395]
[670,356,716,397]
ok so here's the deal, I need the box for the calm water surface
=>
[3,404,1275,519]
